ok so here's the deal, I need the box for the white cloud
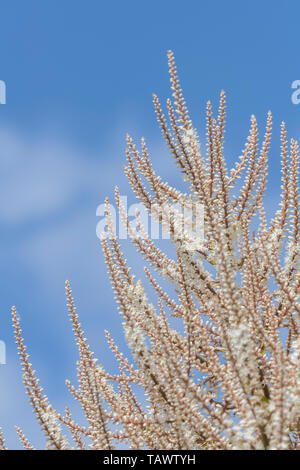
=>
[0,126,183,226]
[0,128,122,225]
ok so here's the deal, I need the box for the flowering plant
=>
[1,51,299,450]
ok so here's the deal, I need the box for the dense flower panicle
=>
[0,428,6,450]
[2,51,299,450]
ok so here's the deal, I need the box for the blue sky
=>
[0,0,300,448]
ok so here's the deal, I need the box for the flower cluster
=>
[2,51,299,450]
